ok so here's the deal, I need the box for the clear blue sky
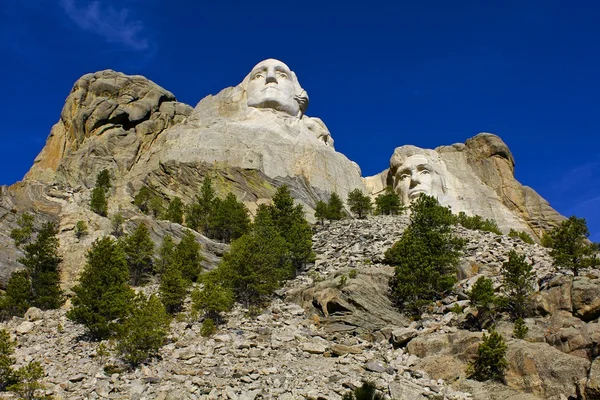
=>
[1,0,599,240]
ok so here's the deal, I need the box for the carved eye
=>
[253,73,264,80]
[399,173,410,180]
[277,72,288,79]
[420,169,430,175]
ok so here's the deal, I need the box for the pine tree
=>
[209,193,250,243]
[347,189,372,219]
[186,177,216,233]
[148,196,164,218]
[116,294,171,368]
[0,329,17,390]
[7,361,45,400]
[159,265,188,315]
[10,213,35,247]
[375,186,403,216]
[95,169,111,191]
[155,235,176,276]
[75,221,88,239]
[501,250,534,319]
[19,222,63,310]
[468,330,508,382]
[111,213,125,238]
[173,230,203,282]
[121,223,155,286]
[326,192,344,220]
[469,276,500,327]
[385,195,465,316]
[1,271,32,319]
[164,197,184,224]
[192,274,234,323]
[133,186,153,214]
[67,237,135,340]
[544,216,598,276]
[90,187,108,216]
[314,200,328,224]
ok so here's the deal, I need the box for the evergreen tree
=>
[116,294,171,368]
[133,186,152,214]
[186,177,216,233]
[385,195,465,316]
[375,186,403,216]
[0,329,18,390]
[111,213,125,238]
[164,197,184,224]
[0,271,32,319]
[192,274,234,323]
[155,235,176,276]
[508,229,535,244]
[159,265,188,315]
[95,169,111,191]
[19,222,63,310]
[173,230,203,282]
[121,223,155,286]
[469,276,500,328]
[67,237,135,340]
[10,213,35,247]
[347,189,372,219]
[148,196,164,218]
[326,192,345,220]
[90,187,108,216]
[456,212,502,235]
[501,250,534,319]
[544,216,598,276]
[75,221,88,239]
[468,330,508,382]
[7,361,45,400]
[209,193,250,243]
[314,200,328,224]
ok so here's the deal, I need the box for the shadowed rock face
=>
[364,133,565,238]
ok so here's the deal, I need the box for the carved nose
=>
[265,69,277,84]
[409,171,420,187]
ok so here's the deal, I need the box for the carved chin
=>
[248,98,299,116]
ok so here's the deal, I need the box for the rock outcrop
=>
[364,133,565,238]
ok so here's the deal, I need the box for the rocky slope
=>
[2,216,600,400]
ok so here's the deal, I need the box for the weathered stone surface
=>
[391,327,419,347]
[365,133,565,237]
[24,307,43,322]
[532,275,572,315]
[587,357,600,399]
[572,277,600,322]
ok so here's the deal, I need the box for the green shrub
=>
[95,169,111,191]
[7,361,46,400]
[1,271,32,319]
[67,237,135,340]
[201,318,216,337]
[314,200,328,224]
[543,216,598,276]
[90,187,108,217]
[456,212,502,235]
[164,197,184,224]
[469,276,500,327]
[10,213,34,247]
[121,223,155,286]
[326,192,345,220]
[468,330,508,382]
[349,269,357,279]
[116,294,171,368]
[0,329,17,390]
[191,276,234,323]
[338,274,348,287]
[508,229,535,244]
[374,186,404,216]
[75,221,88,239]
[347,189,372,219]
[159,266,188,315]
[133,186,153,214]
[110,213,125,238]
[513,318,528,339]
[501,250,534,319]
[148,196,164,218]
[385,195,465,316]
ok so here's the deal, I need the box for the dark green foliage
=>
[75,221,88,239]
[19,223,63,310]
[95,169,111,191]
[155,235,175,276]
[326,192,345,220]
[90,187,108,216]
[0,329,17,390]
[341,381,383,400]
[159,266,188,315]
[209,193,251,243]
[544,216,598,276]
[116,294,171,368]
[508,229,535,244]
[111,213,125,238]
[192,275,234,322]
[133,186,152,214]
[540,232,553,248]
[7,361,46,400]
[456,212,502,235]
[1,271,32,319]
[469,277,500,327]
[186,177,216,233]
[201,318,216,337]
[173,230,203,282]
[148,196,164,218]
[164,197,184,224]
[10,213,34,247]
[385,195,465,316]
[375,186,404,216]
[501,250,534,319]
[347,189,372,219]
[121,223,155,286]
[468,330,508,382]
[314,200,328,224]
[67,237,135,340]
[217,206,292,307]
[513,318,528,339]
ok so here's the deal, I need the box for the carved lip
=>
[408,189,427,198]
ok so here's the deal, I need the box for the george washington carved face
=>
[245,59,306,117]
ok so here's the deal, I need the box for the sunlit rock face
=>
[364,133,565,238]
[129,58,362,214]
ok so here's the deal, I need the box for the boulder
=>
[587,357,600,399]
[572,277,600,322]
[532,275,572,315]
